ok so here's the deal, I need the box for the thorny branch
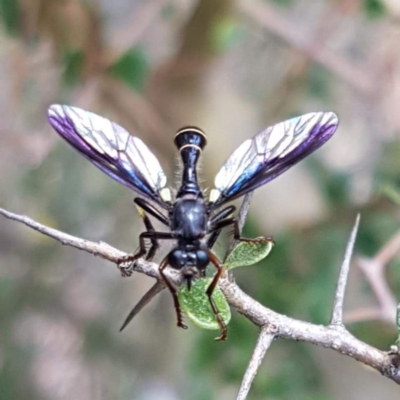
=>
[1,206,400,388]
[0,207,168,281]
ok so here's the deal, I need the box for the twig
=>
[357,229,400,323]
[343,226,400,325]
[238,0,375,95]
[358,258,397,323]
[375,230,400,266]
[120,281,165,332]
[0,207,124,262]
[344,308,383,324]
[220,279,400,384]
[237,193,254,233]
[330,214,360,326]
[0,207,177,282]
[106,0,166,65]
[236,327,276,400]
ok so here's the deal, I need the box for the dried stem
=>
[237,193,254,233]
[344,308,383,324]
[236,327,276,400]
[107,0,166,65]
[375,230,400,266]
[341,217,400,326]
[238,0,375,95]
[0,207,124,262]
[358,258,397,323]
[330,214,360,326]
[0,207,178,283]
[220,279,400,384]
[356,229,400,323]
[1,207,400,384]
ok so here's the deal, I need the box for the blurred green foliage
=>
[63,50,85,86]
[363,0,386,19]
[306,65,333,101]
[396,305,400,346]
[269,0,295,7]
[211,17,243,52]
[0,0,20,35]
[109,47,149,92]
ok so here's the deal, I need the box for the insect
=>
[48,105,338,340]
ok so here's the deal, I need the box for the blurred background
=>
[1,0,400,399]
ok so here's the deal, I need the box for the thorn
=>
[330,214,360,326]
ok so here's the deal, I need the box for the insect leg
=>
[209,205,236,225]
[209,217,274,245]
[118,231,175,277]
[206,230,221,251]
[135,199,173,261]
[206,251,227,341]
[159,256,188,330]
[206,205,236,249]
[118,199,171,276]
[137,206,159,262]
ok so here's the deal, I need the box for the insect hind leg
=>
[159,256,188,330]
[206,251,227,341]
[210,217,274,246]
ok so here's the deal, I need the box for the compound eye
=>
[168,249,186,269]
[196,250,209,269]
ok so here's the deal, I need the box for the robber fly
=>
[48,105,338,340]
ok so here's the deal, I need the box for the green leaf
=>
[381,183,400,206]
[269,0,295,6]
[211,17,242,52]
[363,0,386,19]
[178,278,231,330]
[62,49,84,85]
[306,64,332,101]
[109,47,149,92]
[0,0,20,35]
[225,238,274,270]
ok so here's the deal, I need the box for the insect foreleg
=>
[117,229,175,277]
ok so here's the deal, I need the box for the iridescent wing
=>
[211,112,338,206]
[48,105,168,207]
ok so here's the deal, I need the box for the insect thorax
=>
[170,197,208,240]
